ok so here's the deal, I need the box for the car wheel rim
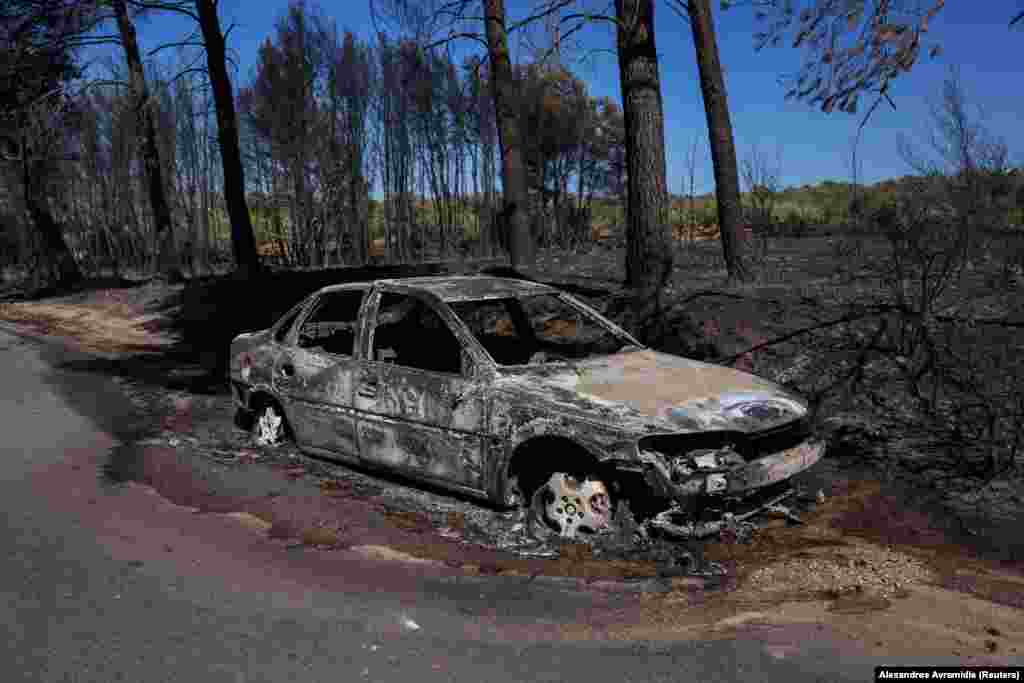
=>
[255,406,283,445]
[539,472,612,539]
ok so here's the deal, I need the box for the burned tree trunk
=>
[483,0,534,268]
[689,0,750,282]
[19,134,81,289]
[615,0,673,297]
[25,198,81,288]
[111,0,178,277]
[196,0,261,278]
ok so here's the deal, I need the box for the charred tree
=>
[614,0,673,296]
[21,137,82,289]
[483,0,534,268]
[111,0,179,277]
[195,0,261,277]
[1,0,98,289]
[689,0,749,282]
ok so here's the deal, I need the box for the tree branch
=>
[665,0,695,26]
[716,306,893,363]
[423,30,489,51]
[146,33,205,57]
[127,0,200,22]
[504,0,578,34]
[165,66,211,87]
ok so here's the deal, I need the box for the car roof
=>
[319,276,556,302]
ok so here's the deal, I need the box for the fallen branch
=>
[716,305,893,363]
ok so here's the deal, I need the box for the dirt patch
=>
[0,283,181,354]
[745,541,933,600]
[581,480,1024,659]
[678,480,943,616]
[351,545,442,564]
[222,511,273,533]
[594,581,1024,662]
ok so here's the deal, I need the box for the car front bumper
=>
[641,438,826,503]
[725,439,826,494]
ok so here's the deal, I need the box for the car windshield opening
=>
[448,294,634,366]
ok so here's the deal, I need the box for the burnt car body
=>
[229,276,824,538]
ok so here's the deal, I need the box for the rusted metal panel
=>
[275,348,358,456]
[356,415,485,486]
[229,331,281,407]
[244,339,279,391]
[493,349,807,436]
[353,360,486,489]
[490,396,639,458]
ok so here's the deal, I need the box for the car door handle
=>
[280,362,295,377]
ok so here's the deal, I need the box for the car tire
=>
[526,471,614,541]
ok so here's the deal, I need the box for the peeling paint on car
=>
[492,350,807,439]
[351,354,487,490]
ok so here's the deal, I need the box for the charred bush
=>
[806,179,1024,478]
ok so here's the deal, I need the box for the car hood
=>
[494,349,807,434]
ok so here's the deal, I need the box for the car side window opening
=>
[296,289,365,356]
[371,292,462,374]
[273,306,305,344]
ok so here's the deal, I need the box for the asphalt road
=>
[0,326,873,682]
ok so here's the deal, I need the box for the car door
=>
[353,289,488,490]
[273,287,368,458]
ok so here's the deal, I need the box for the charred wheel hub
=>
[255,405,284,445]
[542,473,611,538]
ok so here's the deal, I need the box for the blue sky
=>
[126,0,1024,194]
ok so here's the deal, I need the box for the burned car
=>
[229,276,824,540]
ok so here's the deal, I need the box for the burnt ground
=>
[2,238,1024,659]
